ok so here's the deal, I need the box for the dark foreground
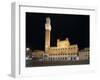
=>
[26,60,89,67]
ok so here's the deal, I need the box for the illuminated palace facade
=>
[44,17,79,61]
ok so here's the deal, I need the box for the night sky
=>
[26,12,89,51]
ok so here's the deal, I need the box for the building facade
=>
[79,48,89,60]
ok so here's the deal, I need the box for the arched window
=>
[65,57,67,59]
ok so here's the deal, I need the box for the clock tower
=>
[45,17,51,51]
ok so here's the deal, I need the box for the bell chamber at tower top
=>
[45,17,51,31]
